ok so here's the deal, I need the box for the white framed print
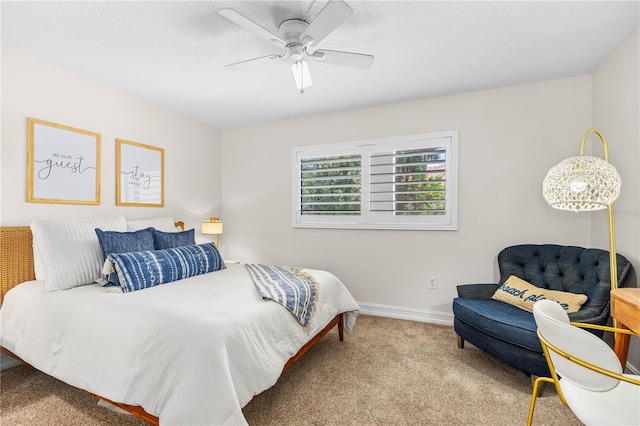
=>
[27,117,101,205]
[116,139,164,207]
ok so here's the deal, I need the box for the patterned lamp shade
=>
[542,155,621,212]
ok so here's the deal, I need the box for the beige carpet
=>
[1,315,580,425]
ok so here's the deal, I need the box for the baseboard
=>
[357,302,454,326]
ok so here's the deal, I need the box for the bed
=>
[0,217,359,425]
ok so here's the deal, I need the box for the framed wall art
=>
[116,139,164,207]
[27,117,101,205]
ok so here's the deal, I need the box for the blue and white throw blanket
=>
[245,264,318,327]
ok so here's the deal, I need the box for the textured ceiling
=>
[2,1,639,129]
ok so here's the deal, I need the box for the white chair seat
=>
[561,375,640,425]
[527,300,640,426]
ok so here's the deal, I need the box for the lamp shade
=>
[542,155,621,212]
[291,60,312,90]
[201,221,224,235]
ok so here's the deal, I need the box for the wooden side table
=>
[611,288,640,368]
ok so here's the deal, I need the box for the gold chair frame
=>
[527,322,640,426]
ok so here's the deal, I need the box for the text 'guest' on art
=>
[27,117,101,205]
[116,139,164,207]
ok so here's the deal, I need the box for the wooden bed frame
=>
[0,225,344,425]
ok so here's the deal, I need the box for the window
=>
[293,131,458,230]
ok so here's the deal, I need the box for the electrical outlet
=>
[428,276,437,289]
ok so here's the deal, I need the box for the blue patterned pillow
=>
[95,227,155,286]
[108,243,226,293]
[152,228,196,250]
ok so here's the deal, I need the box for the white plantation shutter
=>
[293,131,457,230]
[370,146,446,216]
[294,146,363,226]
[300,154,362,216]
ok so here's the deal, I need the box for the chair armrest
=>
[571,322,639,338]
[456,283,499,299]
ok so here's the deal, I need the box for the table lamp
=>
[201,217,224,248]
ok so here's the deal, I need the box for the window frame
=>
[292,130,458,230]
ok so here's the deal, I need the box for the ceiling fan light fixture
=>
[291,60,312,93]
[219,1,373,90]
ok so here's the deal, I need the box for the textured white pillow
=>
[31,215,127,291]
[126,217,177,232]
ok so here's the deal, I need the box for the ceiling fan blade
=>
[225,54,285,70]
[311,49,374,70]
[299,0,353,47]
[218,8,286,48]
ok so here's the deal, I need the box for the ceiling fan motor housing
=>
[279,19,311,60]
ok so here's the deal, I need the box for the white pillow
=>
[126,217,177,232]
[31,215,127,291]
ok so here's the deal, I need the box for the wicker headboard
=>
[0,221,185,306]
[0,227,35,305]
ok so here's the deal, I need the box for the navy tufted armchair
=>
[452,244,633,378]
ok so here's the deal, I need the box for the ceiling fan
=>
[218,0,374,93]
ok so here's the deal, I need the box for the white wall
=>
[4,28,637,371]
[592,28,640,370]
[221,75,593,320]
[1,50,222,231]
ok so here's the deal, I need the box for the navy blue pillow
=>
[95,227,155,286]
[152,228,196,250]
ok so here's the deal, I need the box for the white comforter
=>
[0,263,359,425]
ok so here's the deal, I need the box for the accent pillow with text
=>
[491,275,588,313]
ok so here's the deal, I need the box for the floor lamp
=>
[542,129,622,293]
